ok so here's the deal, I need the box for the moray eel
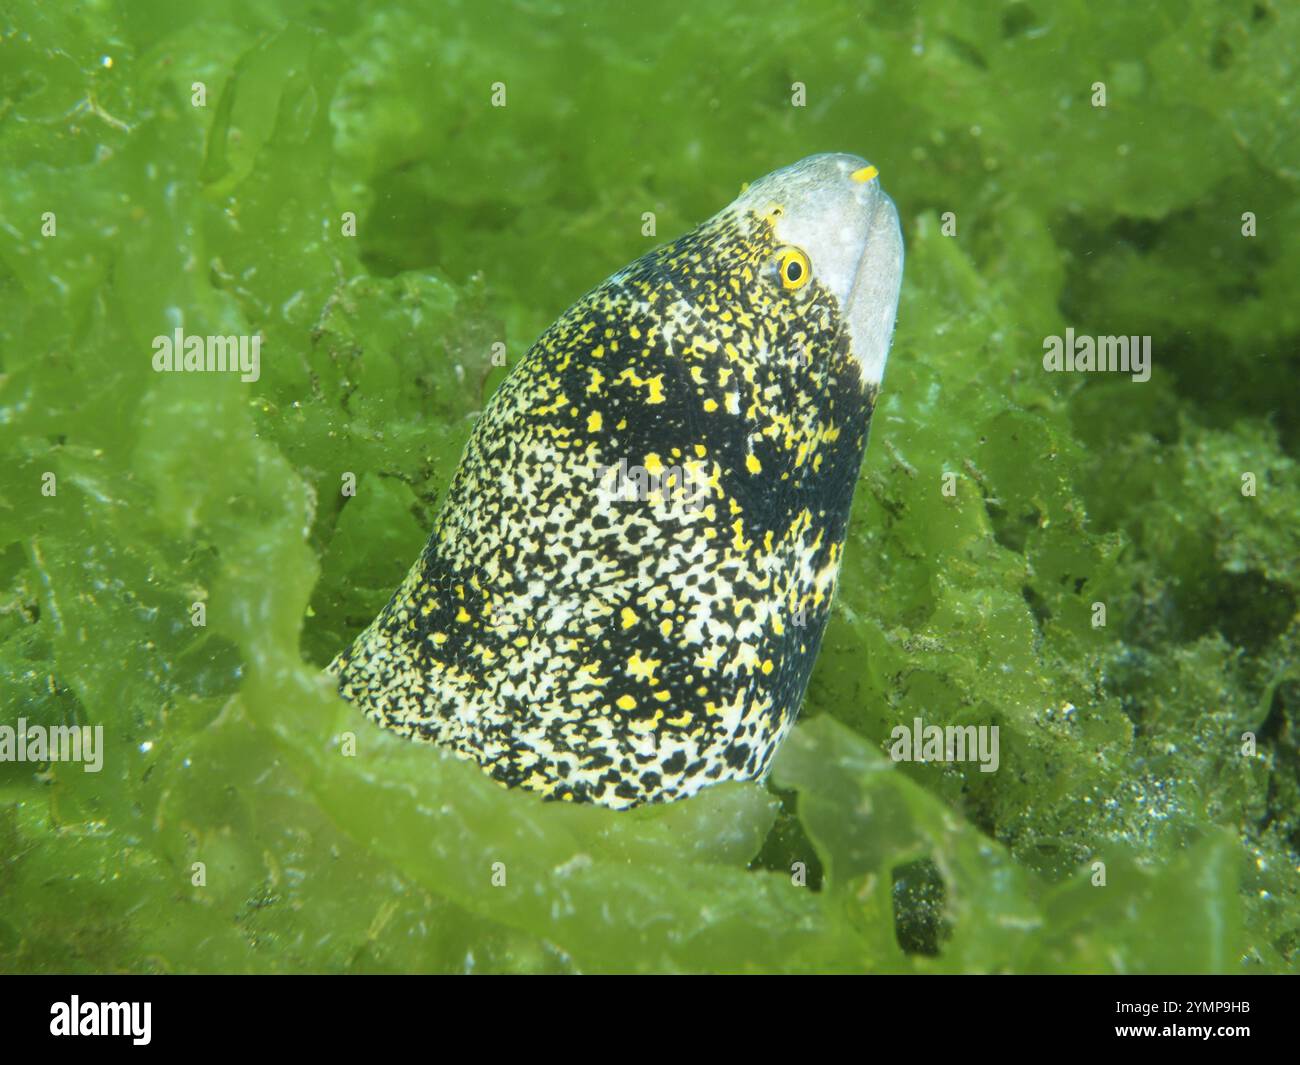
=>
[330,153,904,808]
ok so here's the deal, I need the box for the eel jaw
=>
[843,182,904,388]
[730,152,905,388]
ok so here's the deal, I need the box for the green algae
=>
[0,0,1297,973]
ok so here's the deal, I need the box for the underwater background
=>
[1,0,1296,973]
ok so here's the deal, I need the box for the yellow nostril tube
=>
[851,165,879,183]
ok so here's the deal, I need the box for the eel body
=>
[330,153,904,808]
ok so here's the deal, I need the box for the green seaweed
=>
[0,0,1296,973]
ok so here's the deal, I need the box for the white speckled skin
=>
[331,155,905,808]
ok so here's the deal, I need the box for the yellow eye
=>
[777,247,811,290]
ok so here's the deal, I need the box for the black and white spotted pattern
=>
[330,154,903,808]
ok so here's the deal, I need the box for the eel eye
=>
[777,247,811,291]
